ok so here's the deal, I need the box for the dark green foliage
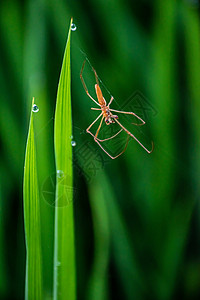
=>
[0,1,199,299]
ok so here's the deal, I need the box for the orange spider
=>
[80,60,154,159]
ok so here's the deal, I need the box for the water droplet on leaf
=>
[71,23,77,31]
[32,104,39,113]
[57,170,64,178]
[71,141,76,147]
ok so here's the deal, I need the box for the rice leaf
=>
[96,172,145,300]
[23,97,43,300]
[53,18,76,300]
[87,181,110,300]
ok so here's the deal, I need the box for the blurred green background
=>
[0,0,200,299]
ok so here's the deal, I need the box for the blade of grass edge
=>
[53,18,76,300]
[23,97,43,300]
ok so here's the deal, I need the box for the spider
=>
[80,60,154,159]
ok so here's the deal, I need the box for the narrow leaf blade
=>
[53,18,76,300]
[23,98,43,300]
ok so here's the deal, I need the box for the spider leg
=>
[94,119,129,159]
[110,109,145,126]
[115,119,154,153]
[86,113,103,135]
[88,123,123,142]
[88,126,123,142]
[86,115,129,159]
[92,67,100,86]
[94,135,130,159]
[95,115,104,137]
[95,129,123,142]
[87,115,105,141]
[80,60,100,106]
[91,108,101,110]
[88,113,123,142]
[108,96,114,107]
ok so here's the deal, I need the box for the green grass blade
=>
[53,18,76,300]
[87,181,110,300]
[23,98,43,300]
[95,172,145,300]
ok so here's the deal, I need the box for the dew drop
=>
[70,135,73,139]
[71,141,76,147]
[32,104,39,113]
[57,170,64,178]
[71,23,77,31]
